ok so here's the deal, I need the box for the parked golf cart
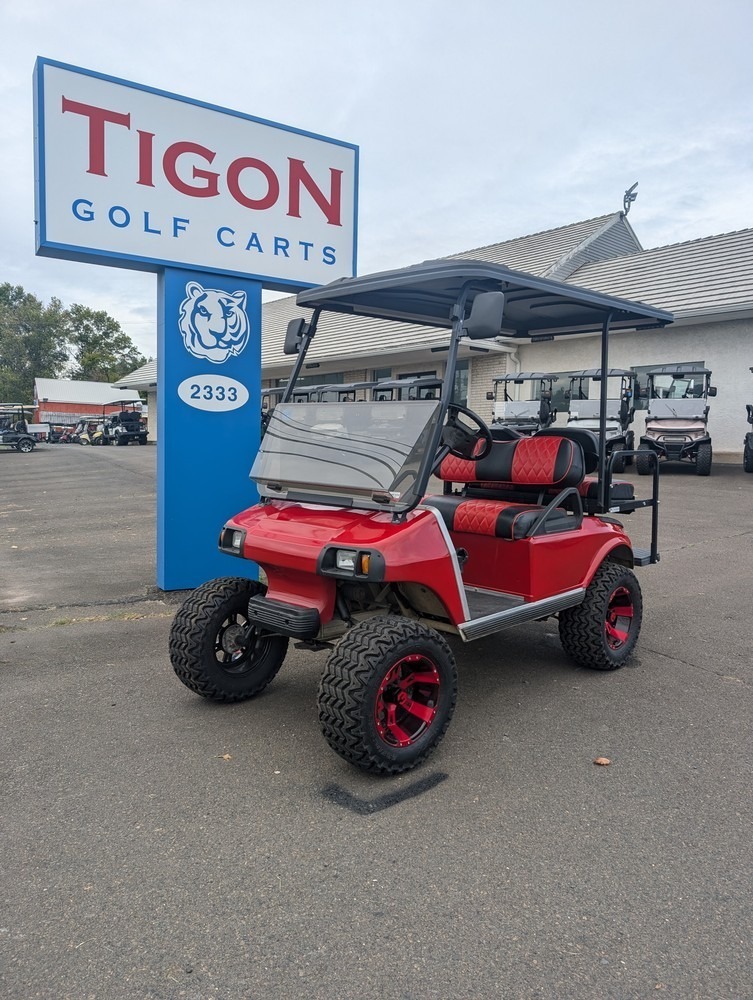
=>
[743,367,753,474]
[169,260,672,775]
[565,369,635,473]
[262,385,322,431]
[312,381,377,403]
[486,372,558,438]
[0,406,36,453]
[69,418,97,445]
[102,401,147,446]
[637,364,716,476]
[373,375,442,401]
[53,424,77,444]
[261,387,286,436]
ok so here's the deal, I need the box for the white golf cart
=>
[565,369,636,473]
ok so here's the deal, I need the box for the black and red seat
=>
[424,435,585,540]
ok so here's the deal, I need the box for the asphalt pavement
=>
[1,443,751,999]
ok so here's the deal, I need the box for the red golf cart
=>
[169,260,672,774]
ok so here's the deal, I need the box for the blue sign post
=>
[34,58,358,591]
[158,268,262,589]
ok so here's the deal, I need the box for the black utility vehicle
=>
[0,406,36,453]
[486,372,558,437]
[312,381,377,403]
[637,364,716,476]
[372,376,442,401]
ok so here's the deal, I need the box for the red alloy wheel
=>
[374,653,441,748]
[604,586,634,650]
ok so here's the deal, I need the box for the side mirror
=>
[463,291,505,340]
[284,318,308,355]
[485,391,494,401]
[707,386,717,397]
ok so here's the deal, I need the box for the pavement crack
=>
[665,527,753,553]
[0,593,170,616]
[641,645,750,686]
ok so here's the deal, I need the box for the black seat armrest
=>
[526,487,583,538]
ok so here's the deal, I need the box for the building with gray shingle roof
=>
[117,211,753,455]
[259,217,753,456]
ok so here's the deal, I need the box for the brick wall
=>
[467,354,510,423]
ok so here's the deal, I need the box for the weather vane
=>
[623,182,638,216]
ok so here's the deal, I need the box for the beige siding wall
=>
[513,319,748,455]
[263,318,749,456]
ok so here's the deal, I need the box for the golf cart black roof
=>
[374,375,442,391]
[315,380,377,396]
[297,259,673,336]
[570,369,634,379]
[645,364,711,376]
[493,372,559,384]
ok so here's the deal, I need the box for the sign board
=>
[34,58,359,290]
[157,268,263,588]
[33,58,359,589]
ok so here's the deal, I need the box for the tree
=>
[65,304,147,383]
[0,285,148,403]
[0,284,69,402]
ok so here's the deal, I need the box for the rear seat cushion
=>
[578,475,634,500]
[424,494,572,540]
[438,435,583,489]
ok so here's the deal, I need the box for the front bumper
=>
[247,594,320,639]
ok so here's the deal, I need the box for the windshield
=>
[652,375,704,399]
[251,400,442,510]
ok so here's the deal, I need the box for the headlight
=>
[219,526,246,557]
[317,546,385,580]
[335,549,357,572]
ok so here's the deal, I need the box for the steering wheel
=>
[442,404,493,460]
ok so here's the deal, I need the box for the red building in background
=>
[34,378,142,426]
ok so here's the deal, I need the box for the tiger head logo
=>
[178,281,250,364]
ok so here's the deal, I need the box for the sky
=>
[2,0,753,359]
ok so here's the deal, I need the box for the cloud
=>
[2,0,752,359]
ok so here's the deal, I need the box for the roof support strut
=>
[597,311,613,514]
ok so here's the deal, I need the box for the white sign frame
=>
[34,58,359,291]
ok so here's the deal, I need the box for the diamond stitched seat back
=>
[438,435,583,489]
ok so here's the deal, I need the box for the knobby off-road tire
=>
[559,561,643,671]
[169,577,288,701]
[636,446,654,476]
[624,431,635,466]
[744,441,753,473]
[695,442,712,476]
[611,450,627,474]
[318,617,458,775]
